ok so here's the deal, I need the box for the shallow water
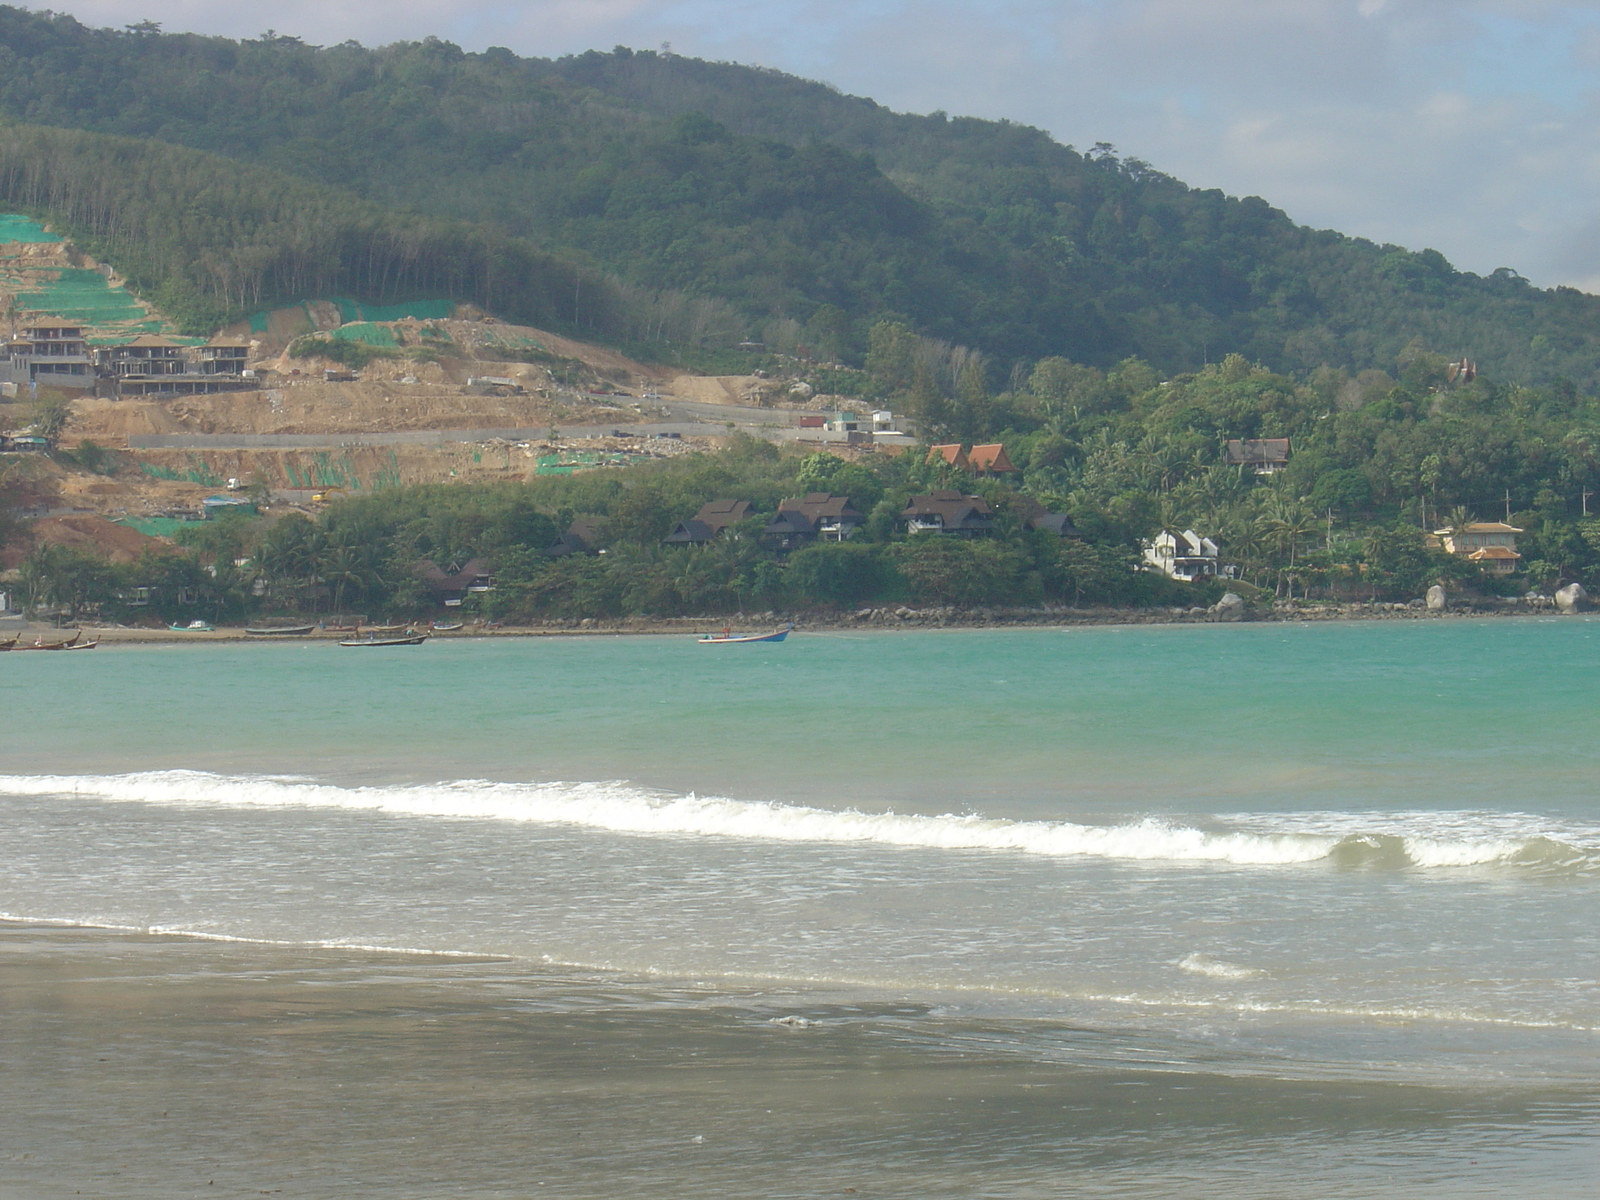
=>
[2,621,1597,1196]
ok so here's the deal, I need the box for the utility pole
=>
[1583,489,1592,517]
[1504,489,1512,523]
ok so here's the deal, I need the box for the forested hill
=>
[2,6,1598,390]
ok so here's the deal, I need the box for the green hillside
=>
[1,7,1598,392]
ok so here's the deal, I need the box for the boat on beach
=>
[697,623,793,644]
[17,631,81,650]
[0,636,15,651]
[63,637,99,650]
[169,620,214,632]
[339,632,429,647]
[244,624,317,636]
[430,621,465,632]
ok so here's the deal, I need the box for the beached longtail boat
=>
[18,631,81,650]
[63,638,99,650]
[0,636,15,651]
[697,623,792,644]
[244,624,317,636]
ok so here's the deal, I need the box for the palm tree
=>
[1257,497,1319,598]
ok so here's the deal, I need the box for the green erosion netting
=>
[248,297,455,334]
[328,322,398,348]
[0,213,62,243]
[333,297,454,324]
[116,516,198,538]
[17,268,151,325]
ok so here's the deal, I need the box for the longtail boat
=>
[697,623,792,645]
[339,632,429,647]
[19,631,81,651]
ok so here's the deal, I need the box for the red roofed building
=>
[966,444,1016,475]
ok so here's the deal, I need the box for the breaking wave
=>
[1,771,1594,872]
[1176,953,1265,980]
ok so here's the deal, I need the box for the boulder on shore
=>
[1210,592,1248,622]
[1556,582,1587,614]
[1426,585,1447,611]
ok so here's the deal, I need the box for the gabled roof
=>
[122,334,180,348]
[901,491,994,530]
[1030,513,1083,538]
[927,444,970,468]
[764,509,817,536]
[1466,546,1521,560]
[777,492,863,522]
[204,337,251,348]
[1151,528,1218,556]
[546,516,604,556]
[665,518,716,544]
[694,499,753,532]
[1224,438,1291,466]
[415,557,492,590]
[967,443,1016,473]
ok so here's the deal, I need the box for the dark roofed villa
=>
[415,558,495,603]
[546,516,604,557]
[666,499,753,545]
[763,493,863,550]
[901,490,994,536]
[1224,438,1291,474]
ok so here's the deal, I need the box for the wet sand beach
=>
[4,921,1597,1200]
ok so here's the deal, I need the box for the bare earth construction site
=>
[1,215,873,549]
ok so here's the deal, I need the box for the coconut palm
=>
[1256,497,1319,597]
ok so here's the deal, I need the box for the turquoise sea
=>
[2,620,1597,1197]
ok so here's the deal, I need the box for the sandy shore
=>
[2,596,1576,645]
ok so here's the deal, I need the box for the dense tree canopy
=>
[2,8,1600,387]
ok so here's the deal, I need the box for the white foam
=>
[1176,953,1264,980]
[0,771,1590,871]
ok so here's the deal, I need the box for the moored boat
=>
[0,636,15,651]
[697,623,792,644]
[63,638,99,650]
[244,624,317,636]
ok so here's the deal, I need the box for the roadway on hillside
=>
[126,398,812,450]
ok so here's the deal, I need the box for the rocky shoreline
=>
[9,591,1586,645]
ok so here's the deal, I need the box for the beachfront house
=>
[1142,529,1220,581]
[900,490,994,536]
[1010,495,1083,539]
[1433,522,1523,575]
[666,499,754,545]
[762,493,864,551]
[415,558,496,605]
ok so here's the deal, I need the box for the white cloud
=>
[24,1,1600,288]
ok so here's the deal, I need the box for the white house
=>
[1143,529,1220,581]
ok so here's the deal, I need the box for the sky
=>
[37,1,1600,290]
